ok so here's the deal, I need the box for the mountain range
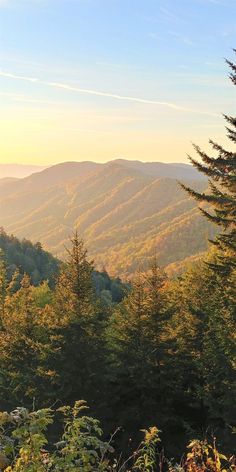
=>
[0,159,216,278]
[0,164,47,179]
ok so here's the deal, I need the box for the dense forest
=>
[0,228,59,286]
[0,228,127,304]
[0,58,235,471]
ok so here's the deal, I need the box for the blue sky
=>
[0,0,235,165]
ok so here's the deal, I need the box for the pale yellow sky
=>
[0,101,227,166]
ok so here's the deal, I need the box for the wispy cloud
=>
[0,85,81,109]
[0,70,220,117]
[144,5,185,27]
[0,90,62,105]
[0,54,45,69]
[168,30,195,46]
[159,6,183,23]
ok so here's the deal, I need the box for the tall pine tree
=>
[182,52,236,278]
[52,233,106,408]
[107,264,170,437]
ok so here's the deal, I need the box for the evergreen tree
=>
[53,232,94,324]
[107,264,170,436]
[167,257,236,450]
[52,233,106,408]
[0,274,56,409]
[179,54,236,439]
[181,53,236,278]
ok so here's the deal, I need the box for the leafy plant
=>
[133,427,161,472]
[0,403,234,471]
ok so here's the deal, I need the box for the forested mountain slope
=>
[0,228,128,302]
[0,228,59,285]
[0,159,215,277]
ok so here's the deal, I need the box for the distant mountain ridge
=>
[0,159,204,181]
[0,164,47,179]
[110,159,205,180]
[0,159,214,278]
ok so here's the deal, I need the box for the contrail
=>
[0,70,220,117]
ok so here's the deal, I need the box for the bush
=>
[0,402,234,471]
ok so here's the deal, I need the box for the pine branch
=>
[188,156,227,180]
[226,59,236,84]
[226,59,236,74]
[191,144,215,166]
[224,114,236,141]
[180,183,206,201]
[225,126,236,142]
[199,208,230,226]
[199,208,223,225]
[223,114,236,127]
[208,181,226,197]
[209,140,235,159]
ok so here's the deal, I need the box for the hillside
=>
[0,228,59,286]
[0,177,19,188]
[0,228,128,302]
[0,159,215,278]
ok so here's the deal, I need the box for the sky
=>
[0,0,235,166]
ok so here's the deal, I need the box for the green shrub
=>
[0,402,234,471]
